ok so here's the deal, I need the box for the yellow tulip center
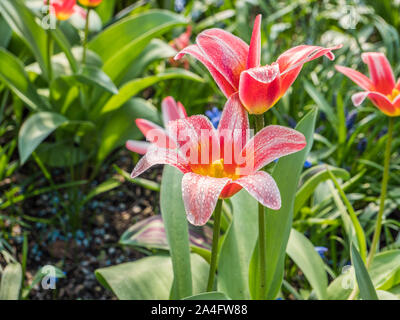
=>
[191,159,239,180]
[387,88,400,102]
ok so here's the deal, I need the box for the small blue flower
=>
[205,107,222,128]
[75,230,85,240]
[315,246,328,258]
[345,110,357,130]
[174,0,186,13]
[378,128,388,139]
[357,138,367,154]
[285,115,297,129]
[304,160,312,169]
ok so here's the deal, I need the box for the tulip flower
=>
[45,0,77,21]
[170,26,192,69]
[336,52,400,117]
[130,93,306,226]
[126,96,187,155]
[78,0,102,7]
[175,14,341,114]
[336,52,397,269]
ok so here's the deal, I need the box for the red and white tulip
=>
[126,96,187,155]
[336,52,400,117]
[175,14,342,114]
[130,94,306,225]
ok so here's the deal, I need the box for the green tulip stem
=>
[255,114,266,299]
[367,116,395,268]
[206,199,223,292]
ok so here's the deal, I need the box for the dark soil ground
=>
[2,150,162,300]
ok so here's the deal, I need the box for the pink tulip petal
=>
[135,119,177,149]
[232,171,281,210]
[161,96,185,128]
[126,140,150,155]
[391,95,400,116]
[277,44,342,95]
[168,115,220,164]
[131,146,190,179]
[217,93,250,171]
[361,52,395,95]
[175,45,236,97]
[247,14,262,69]
[196,28,249,89]
[181,173,230,225]
[217,92,250,150]
[171,25,192,51]
[352,91,396,116]
[242,125,306,172]
[238,63,281,114]
[177,101,187,118]
[335,65,374,91]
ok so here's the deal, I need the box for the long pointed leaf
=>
[249,108,318,299]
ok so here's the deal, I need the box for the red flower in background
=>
[130,94,306,225]
[170,26,192,70]
[126,96,187,155]
[175,15,342,114]
[78,0,102,7]
[45,0,76,21]
[336,52,400,117]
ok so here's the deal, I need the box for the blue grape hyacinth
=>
[205,106,222,128]
[315,246,328,258]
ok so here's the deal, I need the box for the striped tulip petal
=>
[232,171,281,210]
[217,93,250,150]
[175,45,236,97]
[181,173,230,226]
[125,140,150,155]
[277,44,342,95]
[361,52,396,95]
[247,14,262,69]
[335,65,374,91]
[135,119,177,149]
[238,63,281,114]
[131,146,190,179]
[168,115,220,163]
[352,91,396,116]
[196,28,249,89]
[242,125,307,172]
[177,101,187,118]
[161,96,186,127]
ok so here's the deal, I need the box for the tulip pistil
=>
[387,88,400,102]
[191,159,239,180]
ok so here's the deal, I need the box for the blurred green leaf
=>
[96,254,208,300]
[0,49,49,111]
[72,66,118,94]
[217,190,258,299]
[96,98,160,164]
[295,165,350,216]
[350,243,378,300]
[100,69,203,114]
[249,108,317,300]
[160,166,193,299]
[287,229,328,300]
[0,263,22,300]
[18,112,68,164]
[0,0,49,78]
[88,10,187,83]
[183,292,231,300]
